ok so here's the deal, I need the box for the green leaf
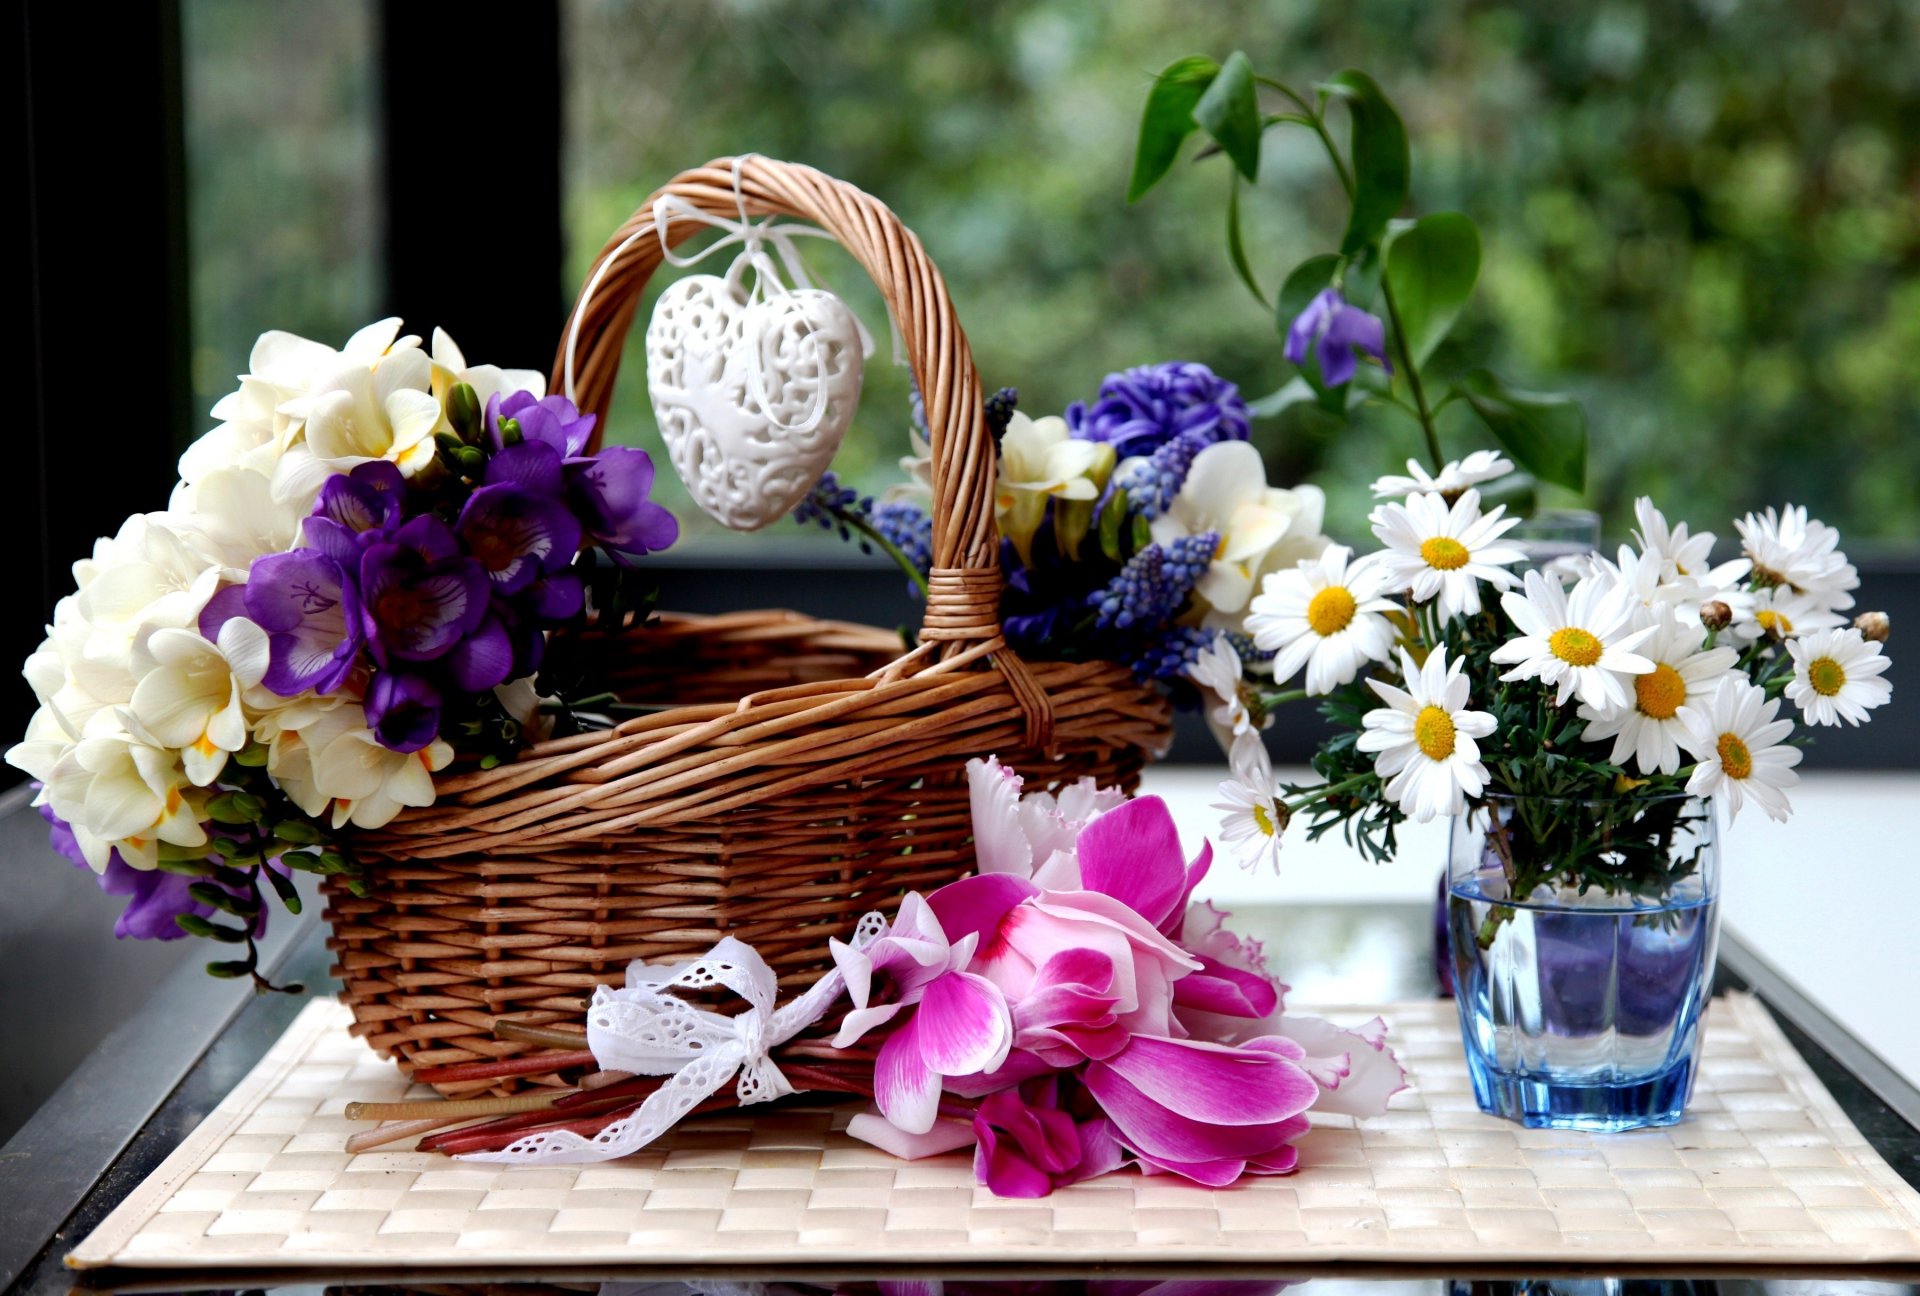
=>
[1247,377,1317,419]
[1275,253,1341,340]
[1456,370,1588,492]
[1128,56,1219,201]
[1322,70,1410,255]
[1194,51,1261,183]
[1225,173,1266,307]
[1384,212,1481,368]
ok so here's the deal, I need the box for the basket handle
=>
[553,156,1053,743]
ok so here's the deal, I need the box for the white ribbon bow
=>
[461,912,888,1165]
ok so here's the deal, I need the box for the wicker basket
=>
[324,157,1173,1097]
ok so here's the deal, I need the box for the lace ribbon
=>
[460,911,889,1165]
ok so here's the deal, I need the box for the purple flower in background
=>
[457,483,582,595]
[1284,289,1390,388]
[359,516,492,663]
[41,802,213,941]
[365,671,444,753]
[245,548,364,695]
[566,448,678,559]
[1066,363,1250,458]
[487,390,597,458]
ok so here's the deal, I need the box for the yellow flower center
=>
[1716,732,1753,780]
[1307,586,1358,636]
[1251,801,1277,837]
[1635,663,1687,719]
[1807,656,1847,697]
[1548,627,1604,667]
[1414,705,1457,761]
[1756,609,1793,636]
[1420,537,1470,571]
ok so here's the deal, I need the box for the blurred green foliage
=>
[566,0,1919,547]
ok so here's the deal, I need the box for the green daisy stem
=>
[1257,688,1309,709]
[1284,772,1375,812]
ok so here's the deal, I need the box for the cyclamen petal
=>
[1172,953,1282,1019]
[873,1014,944,1134]
[913,971,1012,1076]
[1269,1013,1410,1117]
[1074,795,1192,928]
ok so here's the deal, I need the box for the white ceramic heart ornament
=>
[645,252,864,531]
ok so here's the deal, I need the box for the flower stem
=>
[1257,688,1308,709]
[1285,772,1375,811]
[841,510,930,599]
[1262,75,1445,474]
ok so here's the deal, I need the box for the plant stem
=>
[1286,772,1374,811]
[1257,688,1308,709]
[1262,75,1445,474]
[841,511,930,599]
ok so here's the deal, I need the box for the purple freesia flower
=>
[245,548,364,695]
[973,1074,1125,1198]
[487,390,597,458]
[1066,362,1250,457]
[364,671,443,753]
[566,448,679,558]
[358,516,491,663]
[1284,288,1391,388]
[314,460,407,536]
[457,483,582,595]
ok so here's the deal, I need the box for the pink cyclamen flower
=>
[833,892,1013,1135]
[967,754,1126,889]
[1084,1033,1319,1187]
[973,1074,1125,1198]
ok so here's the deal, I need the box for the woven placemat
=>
[68,993,1920,1270]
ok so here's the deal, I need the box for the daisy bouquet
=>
[397,756,1407,1197]
[7,320,678,982]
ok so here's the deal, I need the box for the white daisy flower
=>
[1726,583,1844,645]
[1785,627,1892,727]
[1370,450,1515,500]
[1245,545,1400,696]
[1578,614,1740,774]
[1368,489,1525,621]
[1356,646,1497,823]
[1677,676,1801,823]
[1631,497,1753,605]
[1211,729,1285,872]
[1490,570,1658,712]
[1189,633,1254,737]
[1735,504,1859,612]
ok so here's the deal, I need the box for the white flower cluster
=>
[1191,454,1892,854]
[7,322,538,871]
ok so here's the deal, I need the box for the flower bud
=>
[498,416,524,447]
[1855,610,1891,643]
[1700,600,1733,631]
[456,445,488,474]
[447,382,481,441]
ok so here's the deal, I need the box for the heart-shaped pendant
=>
[645,262,864,531]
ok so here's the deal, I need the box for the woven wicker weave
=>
[325,157,1172,1097]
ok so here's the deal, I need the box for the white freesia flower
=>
[994,412,1105,565]
[1357,646,1496,823]
[1367,489,1524,621]
[1677,676,1801,824]
[126,620,269,786]
[306,704,454,829]
[1735,504,1859,613]
[1785,627,1891,728]
[1727,583,1844,645]
[1152,440,1326,614]
[1211,729,1285,873]
[429,327,545,428]
[1370,450,1513,500]
[75,513,223,648]
[271,346,443,507]
[174,467,309,578]
[883,425,935,504]
[1189,633,1254,737]
[1246,545,1399,696]
[41,733,208,871]
[1491,570,1657,712]
[1578,613,1740,775]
